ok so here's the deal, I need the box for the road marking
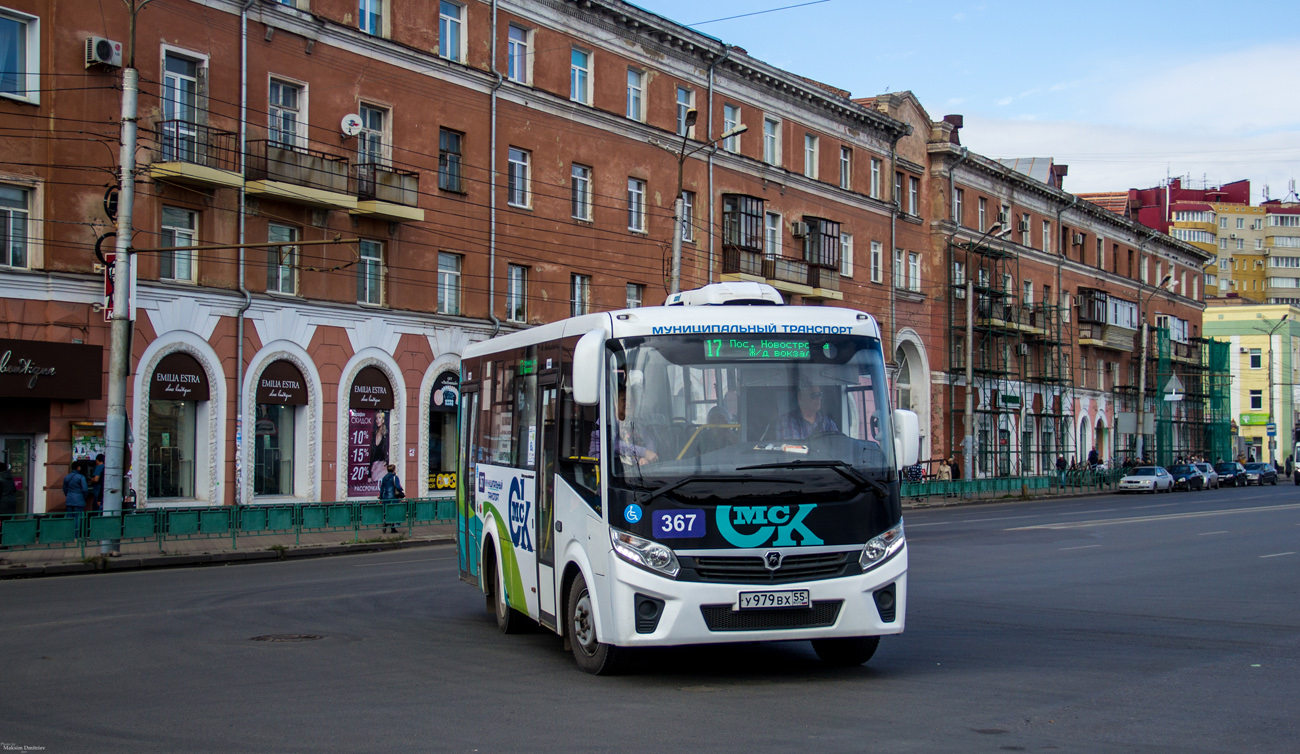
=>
[1061,509,1116,515]
[959,515,1044,523]
[1198,531,1229,536]
[353,556,450,567]
[1260,552,1295,559]
[1059,544,1102,551]
[1008,502,1300,530]
[1132,503,1177,510]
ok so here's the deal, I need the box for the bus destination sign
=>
[704,337,811,361]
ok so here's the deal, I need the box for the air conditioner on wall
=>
[790,221,809,238]
[85,36,123,68]
[1018,221,1029,233]
[1016,344,1029,356]
[997,211,1009,226]
[1072,233,1085,245]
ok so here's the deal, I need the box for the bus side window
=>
[558,385,602,514]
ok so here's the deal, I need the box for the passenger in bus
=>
[776,381,838,440]
[706,389,739,425]
[589,386,658,465]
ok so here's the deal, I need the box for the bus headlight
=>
[610,528,680,578]
[860,522,905,572]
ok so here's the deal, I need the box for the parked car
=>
[1119,466,1174,494]
[1216,462,1247,487]
[1194,463,1220,489]
[1166,464,1206,491]
[1242,462,1278,486]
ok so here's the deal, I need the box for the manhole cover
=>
[250,634,323,642]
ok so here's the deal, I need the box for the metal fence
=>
[0,498,456,558]
[900,467,1132,502]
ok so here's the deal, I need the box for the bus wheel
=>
[486,548,526,634]
[812,636,880,667]
[567,573,623,675]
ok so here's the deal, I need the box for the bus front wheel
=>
[567,573,624,675]
[812,636,880,667]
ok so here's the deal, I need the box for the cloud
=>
[996,96,1014,106]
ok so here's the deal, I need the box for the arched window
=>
[429,371,460,493]
[148,352,209,499]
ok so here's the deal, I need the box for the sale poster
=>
[347,409,390,497]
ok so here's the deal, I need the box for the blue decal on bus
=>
[624,503,643,524]
[508,476,533,552]
[716,504,823,547]
[653,509,705,538]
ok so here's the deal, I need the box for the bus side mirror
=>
[893,409,919,469]
[572,330,605,405]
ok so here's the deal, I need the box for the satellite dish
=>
[340,113,364,137]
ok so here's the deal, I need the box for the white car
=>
[1193,463,1219,489]
[1118,466,1174,494]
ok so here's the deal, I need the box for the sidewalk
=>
[0,523,457,579]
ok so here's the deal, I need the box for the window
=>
[840,232,854,277]
[505,265,527,322]
[1250,389,1263,410]
[0,185,30,268]
[269,79,303,149]
[908,252,921,292]
[723,105,741,152]
[1256,238,1264,250]
[1020,213,1031,246]
[358,240,383,305]
[626,68,644,121]
[908,176,919,215]
[893,248,904,288]
[895,172,904,209]
[438,252,462,315]
[803,134,818,179]
[571,163,592,220]
[266,223,297,294]
[675,87,694,137]
[1022,280,1033,306]
[978,197,987,231]
[1250,348,1262,369]
[439,1,463,62]
[953,188,964,225]
[570,48,590,103]
[839,147,852,190]
[159,207,196,282]
[1237,217,1245,230]
[764,211,781,259]
[355,105,387,196]
[763,118,780,165]
[571,274,591,316]
[1237,238,1245,251]
[870,241,882,283]
[626,283,644,309]
[953,260,965,292]
[507,147,530,208]
[148,391,196,499]
[722,194,764,253]
[0,8,38,104]
[627,178,646,232]
[161,52,201,163]
[870,158,881,199]
[253,400,295,497]
[438,128,463,192]
[680,190,695,242]
[359,0,383,35]
[1042,220,1051,253]
[1220,216,1228,228]
[802,217,840,269]
[507,25,531,84]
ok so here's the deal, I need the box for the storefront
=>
[147,352,209,500]
[428,370,459,494]
[254,360,307,497]
[346,366,394,499]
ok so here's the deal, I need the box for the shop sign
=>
[256,360,308,405]
[350,366,394,410]
[0,338,103,400]
[150,352,209,401]
[431,370,459,412]
[1239,413,1270,426]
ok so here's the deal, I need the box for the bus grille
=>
[682,551,855,584]
[700,600,842,632]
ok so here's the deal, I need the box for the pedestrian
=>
[90,453,105,511]
[62,460,90,533]
[1088,447,1099,469]
[1055,455,1067,486]
[1287,455,1294,478]
[379,463,404,534]
[0,461,18,518]
[949,455,960,481]
[938,456,953,481]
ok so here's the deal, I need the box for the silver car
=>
[1193,463,1219,489]
[1118,466,1174,494]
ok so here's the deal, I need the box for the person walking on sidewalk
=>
[63,461,90,533]
[379,464,405,534]
[0,461,18,518]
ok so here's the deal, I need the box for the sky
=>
[631,0,1300,204]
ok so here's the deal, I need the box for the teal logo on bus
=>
[716,504,823,548]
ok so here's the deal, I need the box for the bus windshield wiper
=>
[643,475,801,505]
[737,460,890,499]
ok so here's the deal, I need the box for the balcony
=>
[721,247,764,282]
[805,266,843,301]
[352,163,425,222]
[148,120,243,189]
[762,257,813,296]
[1078,322,1137,351]
[1169,339,1201,365]
[246,140,356,210]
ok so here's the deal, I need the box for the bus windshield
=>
[602,333,895,487]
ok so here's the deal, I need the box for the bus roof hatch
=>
[664,282,784,307]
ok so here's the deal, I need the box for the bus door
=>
[457,388,481,585]
[536,377,559,629]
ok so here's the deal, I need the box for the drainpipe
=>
[1054,194,1077,460]
[234,0,255,506]
[947,146,969,470]
[705,44,732,288]
[488,0,502,336]
[887,131,902,353]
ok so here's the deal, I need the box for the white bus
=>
[456,282,919,673]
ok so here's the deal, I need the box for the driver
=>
[776,380,838,440]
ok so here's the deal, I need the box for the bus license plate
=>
[737,589,811,610]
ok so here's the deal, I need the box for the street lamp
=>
[961,222,1012,484]
[653,109,747,293]
[1135,274,1173,464]
[1255,314,1289,465]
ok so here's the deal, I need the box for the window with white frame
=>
[1042,220,1051,253]
[1250,348,1261,369]
[357,240,383,305]
[893,248,904,288]
[1219,216,1227,228]
[0,184,30,268]
[1236,217,1244,229]
[763,117,780,165]
[764,211,782,259]
[355,104,387,196]
[894,172,903,208]
[0,8,39,104]
[680,191,695,242]
[978,197,987,231]
[870,158,881,199]
[570,48,590,104]
[803,134,818,179]
[626,283,644,309]
[1022,280,1033,306]
[439,1,464,62]
[359,0,384,35]
[675,87,693,137]
[723,104,741,152]
[1237,238,1245,250]
[160,207,196,282]
[1020,213,1030,245]
[908,176,919,215]
[571,163,592,221]
[953,188,964,225]
[626,68,644,121]
[839,147,852,190]
[571,274,591,316]
[1250,389,1263,410]
[269,78,304,149]
[907,251,920,292]
[507,25,531,84]
[628,178,646,232]
[952,260,965,292]
[870,242,882,283]
[507,147,530,208]
[162,52,203,163]
[438,252,462,315]
[506,264,527,322]
[266,222,297,294]
[840,233,854,277]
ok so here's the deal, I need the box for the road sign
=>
[1163,374,1185,395]
[102,251,115,322]
[1267,423,1277,437]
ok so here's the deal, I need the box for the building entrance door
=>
[0,436,33,515]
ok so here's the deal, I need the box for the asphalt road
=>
[2,484,1298,753]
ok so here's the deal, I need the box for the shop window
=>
[429,371,459,492]
[347,366,394,498]
[147,352,209,500]
[254,360,307,497]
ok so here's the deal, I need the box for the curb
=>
[0,534,456,580]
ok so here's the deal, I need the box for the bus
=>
[456,282,919,673]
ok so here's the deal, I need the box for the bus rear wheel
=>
[567,573,624,675]
[485,546,526,634]
[812,636,880,667]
